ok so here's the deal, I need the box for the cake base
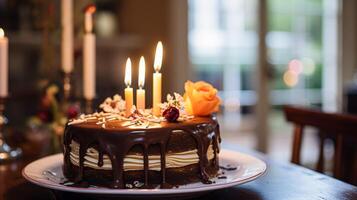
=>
[63,116,221,189]
[64,160,219,189]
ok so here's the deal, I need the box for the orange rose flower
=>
[184,81,221,116]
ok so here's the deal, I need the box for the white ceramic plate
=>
[22,149,266,197]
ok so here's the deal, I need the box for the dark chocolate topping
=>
[63,116,220,189]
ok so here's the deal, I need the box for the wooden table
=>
[1,142,356,200]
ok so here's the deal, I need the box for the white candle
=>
[0,28,8,98]
[153,41,163,116]
[61,0,73,73]
[125,58,133,117]
[83,6,96,100]
[85,12,93,34]
[84,4,96,32]
[137,56,146,110]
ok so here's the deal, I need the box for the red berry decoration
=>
[163,106,180,122]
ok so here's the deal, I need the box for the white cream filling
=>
[69,140,214,171]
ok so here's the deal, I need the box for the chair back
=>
[284,106,357,184]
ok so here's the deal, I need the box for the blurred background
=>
[0,0,357,171]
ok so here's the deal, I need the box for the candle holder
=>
[0,98,22,162]
[61,72,72,116]
[63,72,72,103]
[84,98,93,114]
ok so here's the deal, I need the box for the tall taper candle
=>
[0,28,8,98]
[61,0,73,73]
[125,58,133,117]
[137,56,146,110]
[83,5,96,100]
[153,41,163,116]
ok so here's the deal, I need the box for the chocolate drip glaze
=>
[98,150,104,167]
[143,144,149,187]
[63,116,220,189]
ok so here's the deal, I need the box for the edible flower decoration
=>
[160,93,185,111]
[184,81,221,116]
[99,94,126,114]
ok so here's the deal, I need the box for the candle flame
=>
[154,41,163,72]
[125,58,132,87]
[0,28,4,38]
[138,56,146,88]
[84,4,96,14]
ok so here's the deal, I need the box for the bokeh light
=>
[301,57,316,75]
[288,59,303,75]
[283,70,298,87]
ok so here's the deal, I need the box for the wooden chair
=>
[283,106,357,185]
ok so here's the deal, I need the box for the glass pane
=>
[268,0,324,99]
[188,0,258,149]
[188,0,339,160]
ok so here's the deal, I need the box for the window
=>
[188,0,339,154]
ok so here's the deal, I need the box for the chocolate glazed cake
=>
[63,115,221,189]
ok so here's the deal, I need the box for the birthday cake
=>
[62,81,221,189]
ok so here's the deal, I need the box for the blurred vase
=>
[26,123,62,155]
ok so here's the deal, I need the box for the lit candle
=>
[0,28,8,98]
[61,0,73,73]
[125,58,133,117]
[137,56,146,110]
[83,5,96,100]
[153,41,163,116]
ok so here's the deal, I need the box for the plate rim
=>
[22,149,267,195]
